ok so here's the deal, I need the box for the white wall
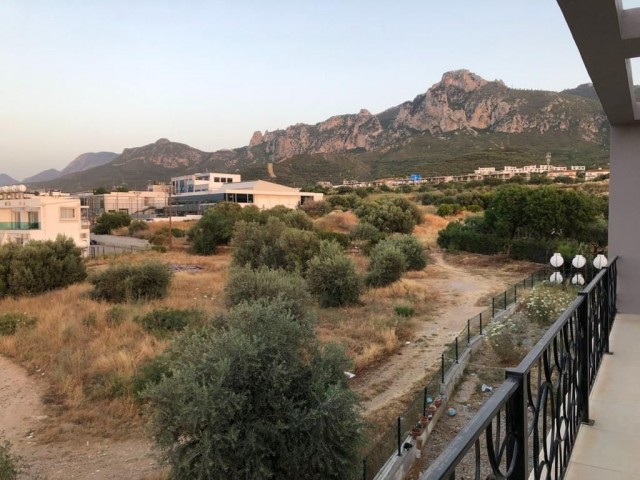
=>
[610,125,640,313]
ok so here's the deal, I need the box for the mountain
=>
[23,151,119,186]
[23,168,62,183]
[0,174,19,186]
[60,151,119,176]
[35,70,610,191]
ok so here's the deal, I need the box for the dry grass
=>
[313,210,358,233]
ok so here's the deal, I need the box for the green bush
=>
[143,301,363,480]
[525,283,578,325]
[128,219,149,235]
[0,236,87,298]
[306,242,362,307]
[188,202,242,255]
[394,306,415,317]
[299,200,332,218]
[0,440,26,479]
[93,211,132,234]
[366,242,407,287]
[105,305,128,325]
[355,197,422,234]
[381,234,428,271]
[316,230,351,248]
[437,220,504,255]
[231,218,320,272]
[326,193,362,210]
[90,261,173,303]
[349,222,381,241]
[137,308,204,334]
[283,210,314,230]
[132,353,173,400]
[170,228,186,238]
[0,313,37,335]
[225,266,312,322]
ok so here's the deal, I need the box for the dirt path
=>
[352,250,535,421]
[0,355,162,480]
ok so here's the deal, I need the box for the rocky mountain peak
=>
[438,69,488,92]
[249,130,264,147]
[155,138,171,145]
[358,108,372,116]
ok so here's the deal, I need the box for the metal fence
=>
[88,244,148,258]
[421,257,618,480]
[362,268,551,480]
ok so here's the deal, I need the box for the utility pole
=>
[168,183,173,251]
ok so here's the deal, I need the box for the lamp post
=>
[549,252,607,285]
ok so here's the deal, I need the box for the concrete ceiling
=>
[557,0,640,125]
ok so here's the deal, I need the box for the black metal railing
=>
[422,257,618,480]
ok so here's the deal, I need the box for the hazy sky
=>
[0,1,602,180]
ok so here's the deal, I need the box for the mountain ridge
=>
[29,69,610,191]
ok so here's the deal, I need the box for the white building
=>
[585,169,610,181]
[78,191,169,220]
[171,177,323,214]
[0,185,89,252]
[171,173,241,194]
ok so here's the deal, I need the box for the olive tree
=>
[144,300,363,480]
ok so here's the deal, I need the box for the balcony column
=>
[609,125,640,314]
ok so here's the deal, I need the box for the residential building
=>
[0,185,89,252]
[171,178,323,214]
[584,168,610,181]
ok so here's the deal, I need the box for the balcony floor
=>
[566,314,640,479]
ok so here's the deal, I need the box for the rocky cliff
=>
[247,70,606,160]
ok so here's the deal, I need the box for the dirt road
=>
[0,355,162,480]
[351,250,536,423]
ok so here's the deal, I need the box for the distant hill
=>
[34,70,611,191]
[0,174,20,186]
[60,151,119,176]
[561,83,599,100]
[23,168,62,183]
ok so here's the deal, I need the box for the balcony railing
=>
[0,222,40,230]
[422,257,618,480]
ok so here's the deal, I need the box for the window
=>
[28,211,40,228]
[60,207,75,220]
[214,177,220,182]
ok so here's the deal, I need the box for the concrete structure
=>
[171,178,323,214]
[0,185,89,252]
[79,191,169,220]
[558,0,640,314]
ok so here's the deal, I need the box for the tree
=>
[366,242,407,287]
[355,197,422,234]
[383,234,428,271]
[92,211,131,234]
[484,184,530,239]
[145,300,363,480]
[187,202,242,255]
[306,241,362,307]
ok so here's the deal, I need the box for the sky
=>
[0,0,601,180]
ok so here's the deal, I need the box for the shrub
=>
[326,193,362,211]
[355,197,422,234]
[0,440,26,479]
[170,227,186,238]
[0,313,37,335]
[485,316,527,364]
[394,305,415,317]
[105,305,128,325]
[282,210,314,230]
[90,261,173,303]
[436,203,462,216]
[0,236,86,298]
[225,266,312,322]
[144,301,363,480]
[316,230,351,248]
[382,234,428,271]
[299,200,332,218]
[137,308,204,334]
[188,202,242,255]
[437,220,504,255]
[132,353,173,400]
[128,219,149,235]
[93,211,132,234]
[232,218,320,272]
[525,283,578,325]
[349,222,381,241]
[306,242,362,307]
[366,242,407,287]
